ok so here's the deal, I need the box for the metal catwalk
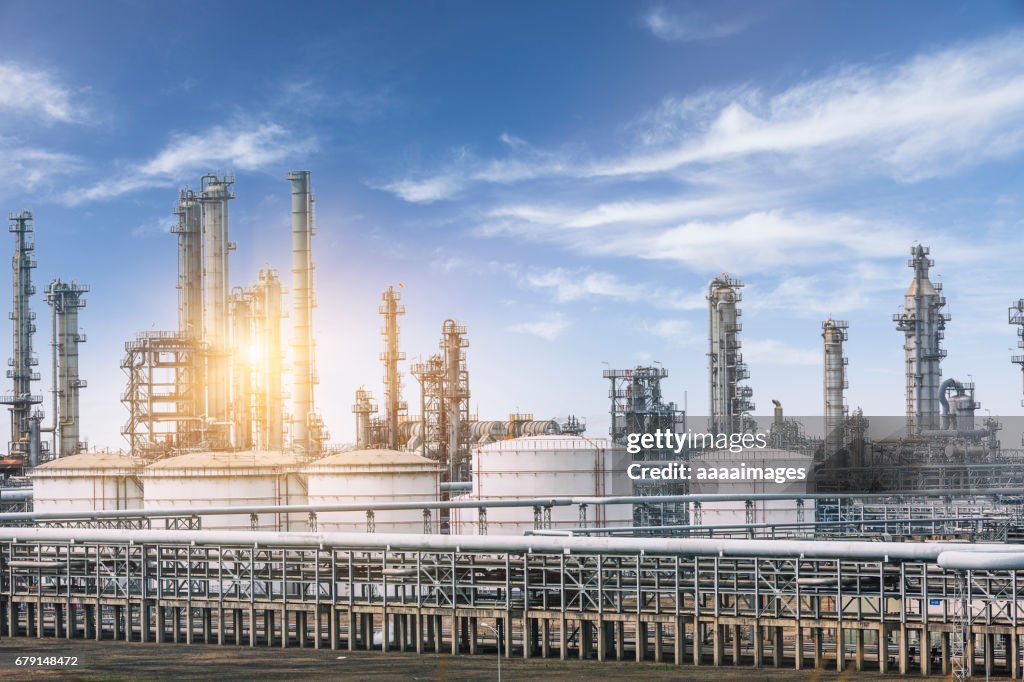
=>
[2,529,1024,678]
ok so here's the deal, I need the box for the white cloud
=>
[0,146,84,192]
[381,31,1024,200]
[506,312,570,341]
[0,63,86,123]
[66,120,316,205]
[742,339,820,366]
[521,267,706,310]
[643,6,749,43]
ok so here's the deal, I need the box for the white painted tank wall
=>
[452,435,633,535]
[304,449,440,533]
[142,451,306,531]
[688,448,815,529]
[29,453,143,513]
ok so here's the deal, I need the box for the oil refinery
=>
[1,170,1024,681]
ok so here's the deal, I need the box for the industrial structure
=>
[707,275,753,437]
[121,171,323,460]
[894,245,950,435]
[821,319,848,459]
[45,279,88,457]
[6,160,1024,682]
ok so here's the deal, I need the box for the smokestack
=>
[288,170,317,454]
[822,319,848,458]
[199,175,235,448]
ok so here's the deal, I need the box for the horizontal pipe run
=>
[2,487,1022,523]
[4,526,1024,562]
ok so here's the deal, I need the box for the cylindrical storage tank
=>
[453,435,632,535]
[142,450,306,531]
[29,452,143,512]
[688,448,814,532]
[303,449,440,533]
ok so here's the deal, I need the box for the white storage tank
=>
[303,449,440,533]
[142,450,306,531]
[29,452,143,512]
[688,448,814,531]
[452,435,633,535]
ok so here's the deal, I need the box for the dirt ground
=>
[0,639,956,681]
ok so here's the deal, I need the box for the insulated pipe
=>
[937,551,1024,570]
[3,526,1024,561]
[2,488,1023,524]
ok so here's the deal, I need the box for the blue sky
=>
[1,0,1024,449]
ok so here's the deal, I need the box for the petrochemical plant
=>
[3,172,1024,679]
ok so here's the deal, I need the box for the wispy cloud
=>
[66,120,316,205]
[506,312,570,341]
[0,146,84,193]
[379,31,1024,200]
[522,266,706,309]
[642,5,750,43]
[0,63,87,124]
[742,339,820,366]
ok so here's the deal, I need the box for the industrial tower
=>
[0,212,44,465]
[893,245,949,435]
[351,387,377,449]
[1010,299,1024,405]
[707,276,753,437]
[45,280,88,457]
[199,175,235,449]
[821,319,848,458]
[412,320,470,480]
[379,285,406,449]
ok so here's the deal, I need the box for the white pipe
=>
[3,526,1024,562]
[288,170,315,453]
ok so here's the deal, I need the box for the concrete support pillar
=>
[248,607,256,647]
[94,604,102,641]
[731,624,740,665]
[985,632,995,679]
[855,628,864,671]
[1011,632,1020,680]
[713,622,723,666]
[504,614,513,659]
[559,616,567,661]
[616,621,625,661]
[878,625,889,674]
[216,608,224,645]
[437,615,446,654]
[596,619,606,661]
[112,606,122,641]
[941,631,950,676]
[774,626,784,667]
[7,598,16,637]
[449,614,457,656]
[636,618,646,662]
[541,618,550,658]
[898,624,908,675]
[185,605,194,644]
[655,623,664,663]
[580,620,592,660]
[330,609,339,651]
[399,614,408,653]
[55,604,64,640]
[753,624,763,667]
[794,626,804,670]
[693,619,703,665]
[156,605,165,644]
[675,619,685,666]
[921,628,931,676]
[967,631,976,677]
[348,611,357,651]
[813,628,823,668]
[835,625,844,672]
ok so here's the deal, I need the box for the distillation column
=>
[822,319,848,458]
[707,276,753,438]
[172,189,204,448]
[254,269,283,450]
[230,289,253,450]
[1,212,43,464]
[441,320,470,480]
[352,388,377,450]
[893,245,948,435]
[199,175,235,448]
[379,286,406,449]
[288,170,318,454]
[45,280,87,458]
[1010,300,1024,404]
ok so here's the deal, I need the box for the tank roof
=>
[30,452,141,474]
[305,449,438,470]
[143,450,304,473]
[475,435,618,452]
